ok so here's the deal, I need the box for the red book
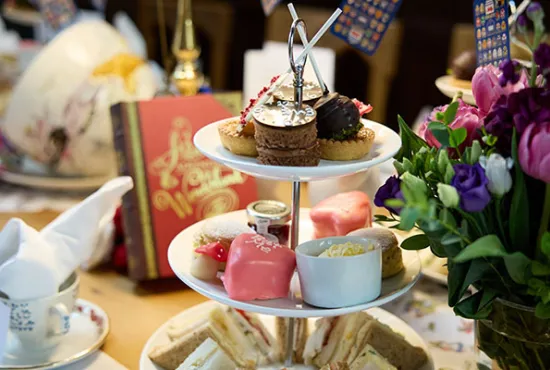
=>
[111,95,258,280]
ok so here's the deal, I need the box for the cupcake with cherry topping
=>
[313,93,375,161]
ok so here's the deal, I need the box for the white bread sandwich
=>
[177,338,236,370]
[148,306,256,369]
[276,317,309,364]
[304,312,373,367]
[321,362,351,370]
[348,344,397,370]
[348,319,428,370]
[226,307,279,364]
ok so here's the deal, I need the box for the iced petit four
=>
[310,191,372,238]
[222,234,296,300]
[348,228,404,279]
[253,102,321,167]
[314,93,375,161]
[190,242,228,280]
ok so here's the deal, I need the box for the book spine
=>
[111,103,152,280]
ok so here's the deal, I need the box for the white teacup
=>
[0,272,79,352]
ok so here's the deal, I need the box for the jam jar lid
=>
[246,200,291,225]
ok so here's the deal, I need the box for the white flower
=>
[437,183,459,208]
[479,154,514,197]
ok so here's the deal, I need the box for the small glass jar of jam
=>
[246,200,291,246]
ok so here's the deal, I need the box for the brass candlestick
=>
[172,0,204,96]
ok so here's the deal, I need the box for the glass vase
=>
[475,299,550,370]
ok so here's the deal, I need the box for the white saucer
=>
[0,169,113,192]
[435,76,476,106]
[139,300,435,370]
[0,299,110,370]
[168,209,422,318]
[193,117,401,181]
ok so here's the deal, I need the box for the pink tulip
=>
[519,122,550,183]
[418,99,483,150]
[472,64,528,117]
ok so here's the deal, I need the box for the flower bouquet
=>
[374,4,550,369]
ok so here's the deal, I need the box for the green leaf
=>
[535,302,550,319]
[401,173,428,203]
[444,164,455,184]
[503,253,531,284]
[441,233,462,246]
[444,101,459,124]
[483,135,498,146]
[448,261,471,306]
[401,234,430,250]
[532,260,550,276]
[437,150,450,174]
[399,207,420,230]
[428,122,450,147]
[509,130,530,253]
[454,235,506,262]
[469,140,482,164]
[402,158,414,173]
[460,259,492,294]
[385,199,405,208]
[439,208,457,228]
[449,127,467,148]
[393,161,405,176]
[374,215,393,222]
[395,115,429,162]
[542,232,550,259]
[453,289,496,319]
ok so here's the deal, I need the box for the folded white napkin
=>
[0,177,134,300]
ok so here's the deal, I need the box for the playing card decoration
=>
[474,0,511,67]
[331,0,404,56]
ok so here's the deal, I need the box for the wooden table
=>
[0,211,207,370]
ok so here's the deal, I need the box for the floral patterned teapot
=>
[1,20,157,177]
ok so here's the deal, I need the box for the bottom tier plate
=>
[168,209,422,318]
[139,300,435,370]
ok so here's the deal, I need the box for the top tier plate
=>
[193,117,401,181]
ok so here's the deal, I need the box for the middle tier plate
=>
[193,117,401,181]
[168,209,421,318]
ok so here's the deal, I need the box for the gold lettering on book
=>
[149,117,246,219]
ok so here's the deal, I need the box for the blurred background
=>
[2,0,549,130]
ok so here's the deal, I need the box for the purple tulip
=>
[499,60,521,87]
[517,14,528,28]
[451,164,491,213]
[527,2,544,20]
[485,95,515,155]
[534,43,550,76]
[374,176,404,215]
[472,64,528,117]
[418,99,482,150]
[519,122,550,183]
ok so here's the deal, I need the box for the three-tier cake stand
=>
[164,17,426,370]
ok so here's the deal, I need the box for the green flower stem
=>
[536,184,550,261]
[496,199,509,250]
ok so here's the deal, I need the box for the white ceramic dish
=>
[139,300,435,370]
[193,118,401,182]
[0,299,109,369]
[168,208,422,318]
[296,236,382,308]
[435,76,476,106]
[0,168,114,191]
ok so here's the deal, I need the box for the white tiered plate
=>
[139,300,435,370]
[193,118,401,181]
[435,76,475,106]
[168,209,422,318]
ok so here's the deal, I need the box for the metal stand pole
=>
[284,181,301,367]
